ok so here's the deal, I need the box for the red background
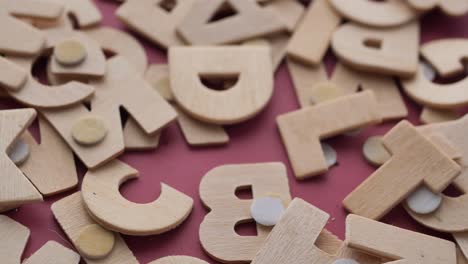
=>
[5,1,468,263]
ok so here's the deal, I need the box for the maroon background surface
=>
[5,1,468,263]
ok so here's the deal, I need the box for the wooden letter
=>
[199,163,291,263]
[41,56,177,168]
[82,160,193,236]
[329,0,419,27]
[177,0,286,45]
[117,0,196,48]
[287,0,341,66]
[343,120,461,220]
[332,21,419,78]
[346,214,456,264]
[288,60,407,120]
[277,91,381,179]
[0,109,42,209]
[52,192,139,264]
[169,46,273,125]
[252,198,381,264]
[403,39,468,109]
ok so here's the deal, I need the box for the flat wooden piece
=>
[0,0,63,55]
[116,0,196,48]
[170,46,273,125]
[83,26,148,75]
[177,0,286,45]
[287,0,341,66]
[407,0,468,16]
[42,56,176,168]
[49,0,101,28]
[264,0,304,33]
[346,214,456,264]
[404,115,468,232]
[455,234,468,261]
[23,241,80,264]
[343,120,461,220]
[51,192,139,264]
[19,118,77,196]
[82,160,193,236]
[277,91,381,179]
[6,55,94,108]
[287,60,407,120]
[144,64,228,147]
[332,21,419,78]
[403,39,468,108]
[123,117,161,150]
[0,215,30,264]
[199,163,291,263]
[0,109,42,208]
[50,33,107,78]
[329,0,420,27]
[0,56,26,91]
[243,32,290,72]
[421,107,461,124]
[176,106,229,147]
[149,256,209,264]
[251,198,381,264]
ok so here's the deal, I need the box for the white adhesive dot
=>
[421,61,436,81]
[333,259,360,264]
[8,139,30,165]
[250,197,285,227]
[406,185,442,215]
[322,143,337,167]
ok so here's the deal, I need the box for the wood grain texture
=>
[343,120,461,220]
[0,109,42,209]
[0,215,30,264]
[407,0,468,16]
[0,0,63,55]
[82,160,193,236]
[346,214,456,264]
[243,32,291,72]
[420,107,461,124]
[5,55,94,108]
[177,0,286,45]
[332,21,419,78]
[23,241,80,264]
[251,198,382,264]
[277,91,381,179]
[176,106,229,147]
[123,117,160,150]
[0,56,26,91]
[287,0,341,66]
[116,0,196,48]
[403,39,468,108]
[19,118,77,196]
[288,60,407,121]
[264,0,304,33]
[83,26,148,75]
[51,192,139,264]
[48,0,101,28]
[199,163,291,263]
[145,64,229,147]
[170,46,273,125]
[42,56,176,168]
[329,0,420,27]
